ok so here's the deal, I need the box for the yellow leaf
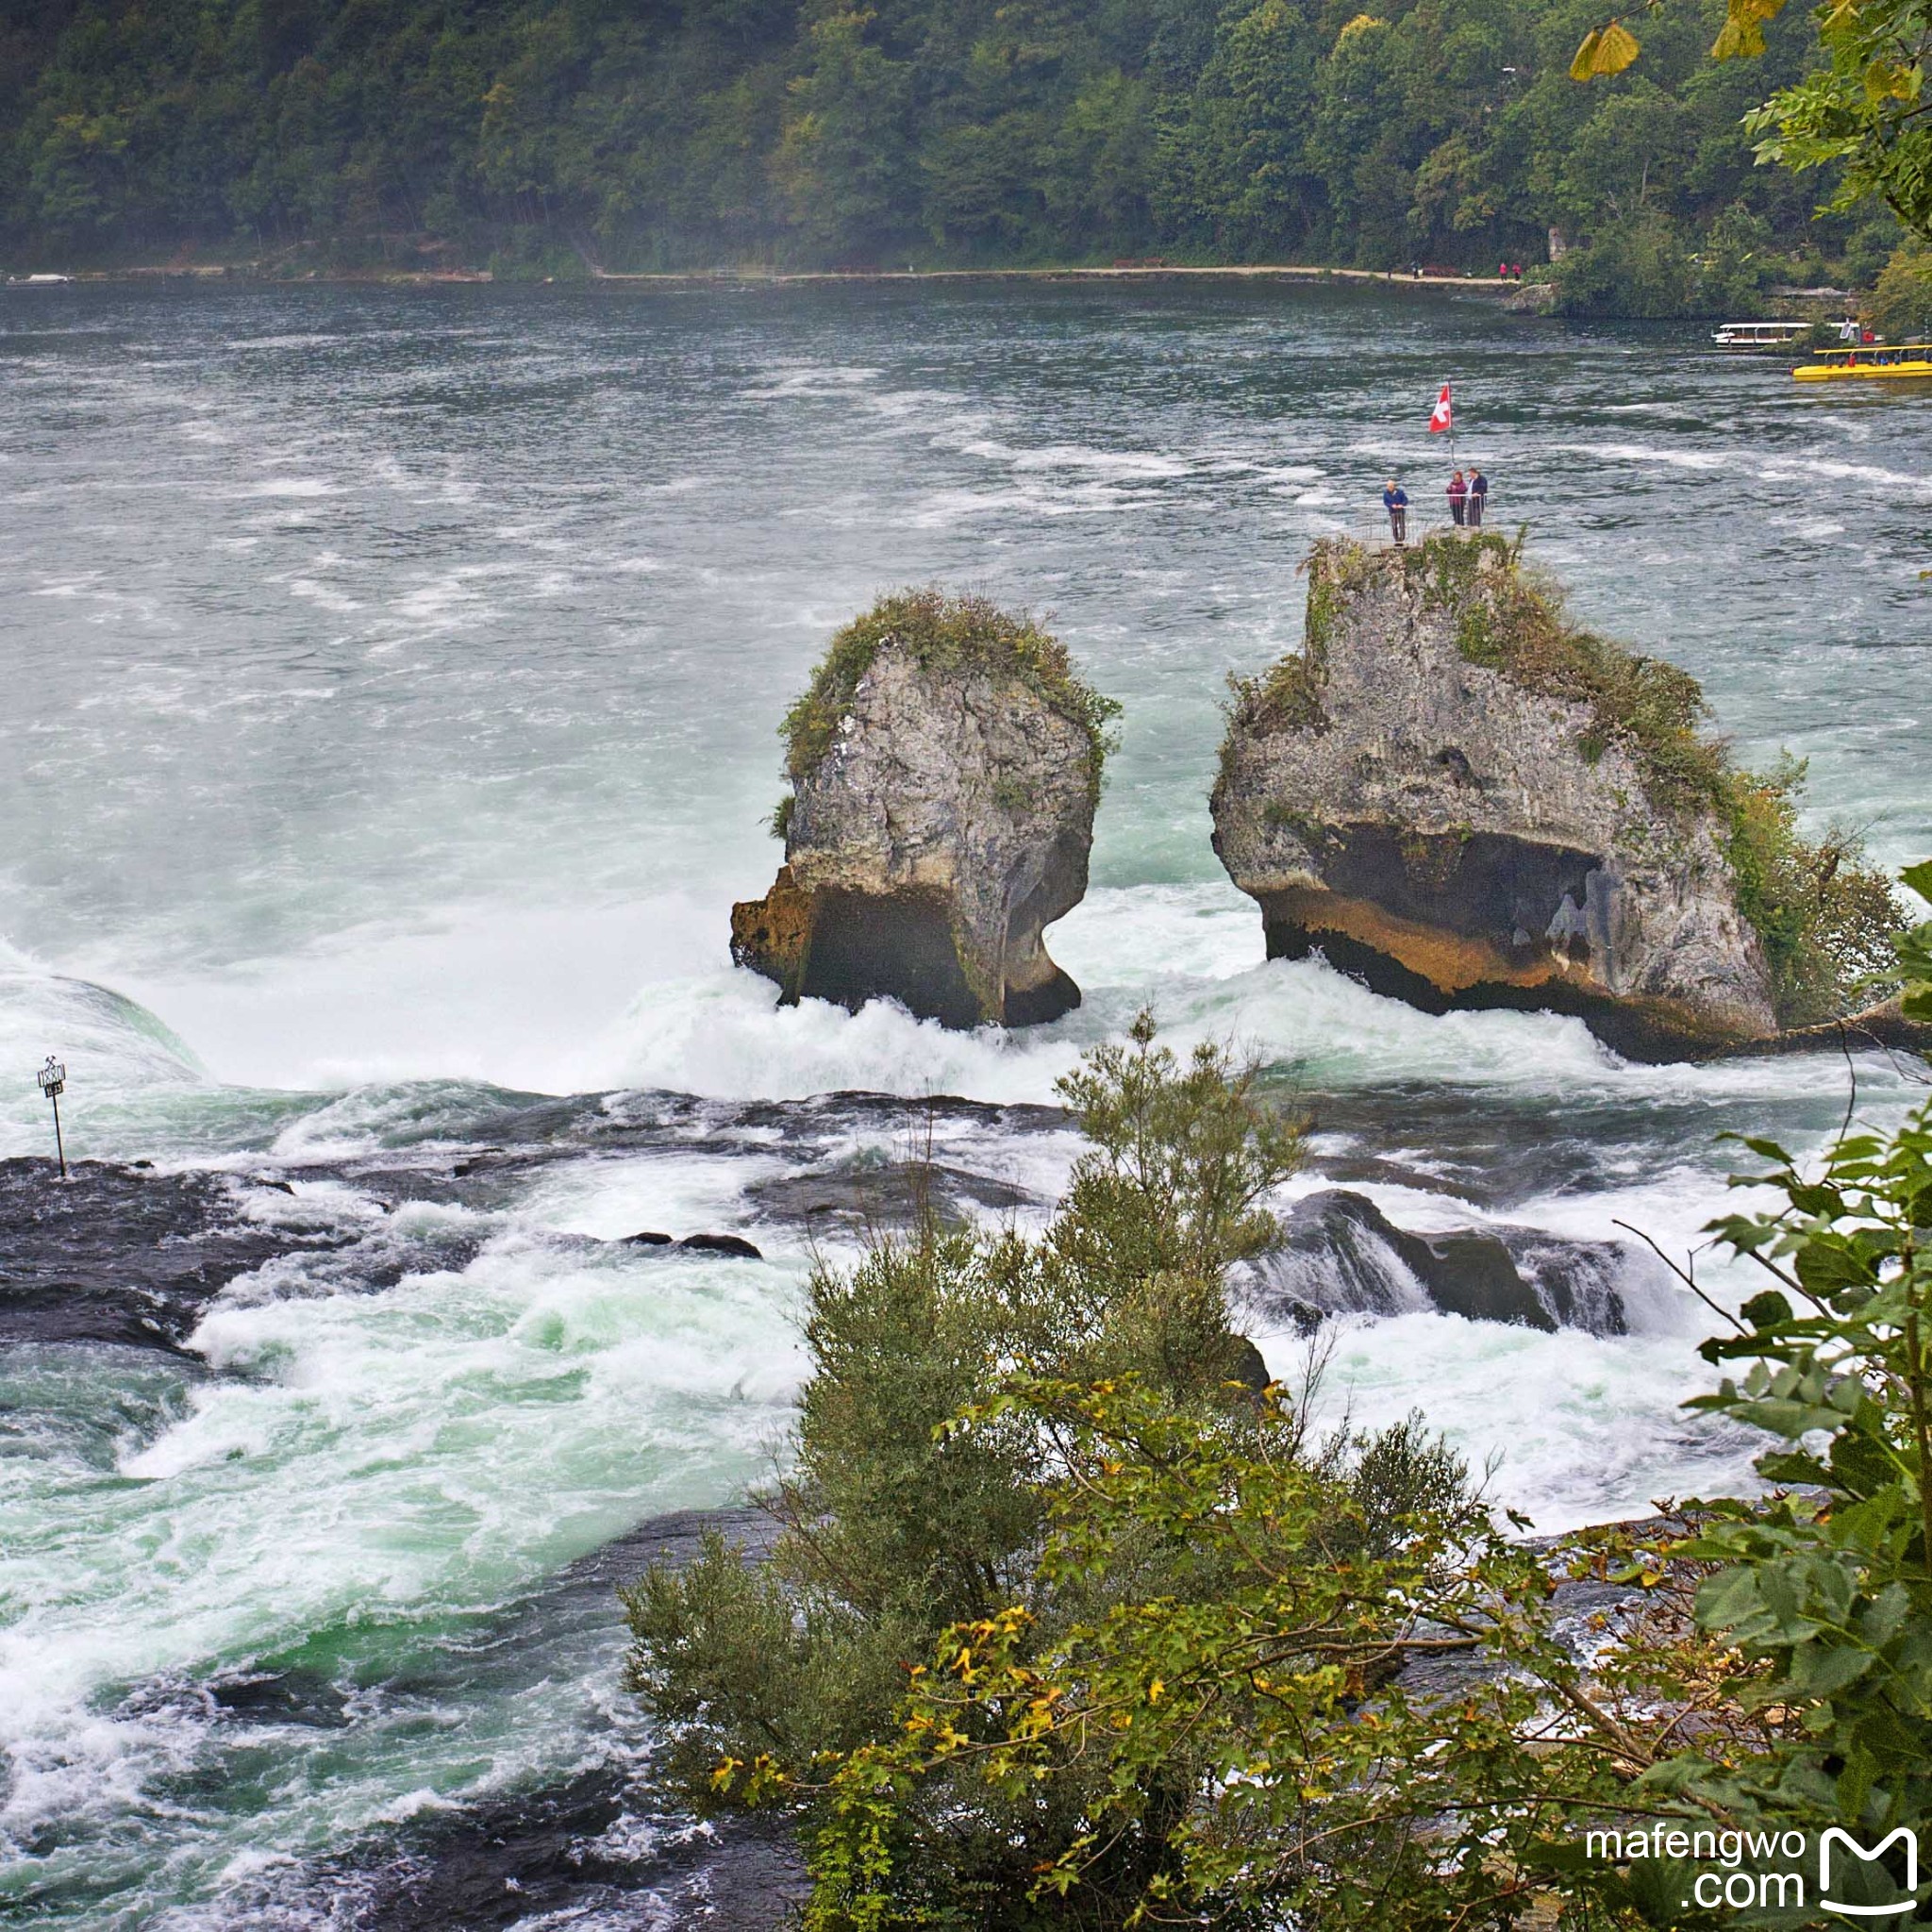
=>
[1571,18,1641,78]
[1863,58,1913,98]
[1711,15,1765,57]
[1595,20,1641,70]
[1713,0,1790,57]
[1148,1678,1165,1703]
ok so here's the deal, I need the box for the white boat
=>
[17,273,73,285]
[1710,320,1810,349]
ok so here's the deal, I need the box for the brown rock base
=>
[731,874,1080,1028]
[1243,822,1755,1059]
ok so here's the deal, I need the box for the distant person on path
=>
[1447,469,1468,525]
[1467,466,1488,526]
[1383,479,1409,544]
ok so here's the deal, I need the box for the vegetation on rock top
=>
[1227,532,1903,1026]
[777,589,1119,795]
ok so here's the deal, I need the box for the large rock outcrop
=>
[732,593,1114,1028]
[1211,535,1778,1059]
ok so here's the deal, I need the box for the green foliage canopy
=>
[0,0,1893,292]
[1571,0,1930,245]
[1871,234,1932,333]
[621,1011,1314,1910]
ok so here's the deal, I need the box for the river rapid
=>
[2,280,1928,1927]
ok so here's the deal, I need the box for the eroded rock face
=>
[1211,538,1777,1059]
[732,641,1099,1027]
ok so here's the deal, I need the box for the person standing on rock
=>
[1447,469,1469,526]
[1467,466,1488,526]
[1383,479,1408,544]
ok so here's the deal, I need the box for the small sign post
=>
[36,1058,67,1179]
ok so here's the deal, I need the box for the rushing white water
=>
[2,281,1927,1925]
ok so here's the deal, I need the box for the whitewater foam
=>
[0,1228,803,1877]
[1260,1310,1761,1532]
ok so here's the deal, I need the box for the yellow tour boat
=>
[1792,343,1932,381]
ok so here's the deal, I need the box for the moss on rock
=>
[779,589,1118,791]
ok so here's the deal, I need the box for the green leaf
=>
[1788,1637,1879,1695]
[1793,1242,1874,1295]
[1741,1290,1794,1326]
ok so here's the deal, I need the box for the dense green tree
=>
[1871,235,1932,334]
[774,8,916,260]
[1575,0,1931,243]
[0,0,1900,296]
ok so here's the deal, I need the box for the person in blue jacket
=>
[1383,478,1408,544]
[1466,466,1488,527]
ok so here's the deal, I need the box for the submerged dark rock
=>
[0,1094,1067,1363]
[676,1231,765,1258]
[748,1157,1038,1233]
[0,1158,359,1353]
[1240,1189,1653,1337]
[283,1507,804,1932]
[731,611,1108,1028]
[1211,536,1778,1060]
[349,1768,807,1932]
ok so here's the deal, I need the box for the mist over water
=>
[2,280,1928,1924]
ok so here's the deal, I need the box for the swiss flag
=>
[1428,382,1453,433]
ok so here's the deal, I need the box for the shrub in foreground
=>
[630,868,1932,1926]
[791,863,1932,1928]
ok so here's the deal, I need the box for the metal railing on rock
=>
[1351,497,1501,547]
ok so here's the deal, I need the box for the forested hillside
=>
[0,0,1905,299]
